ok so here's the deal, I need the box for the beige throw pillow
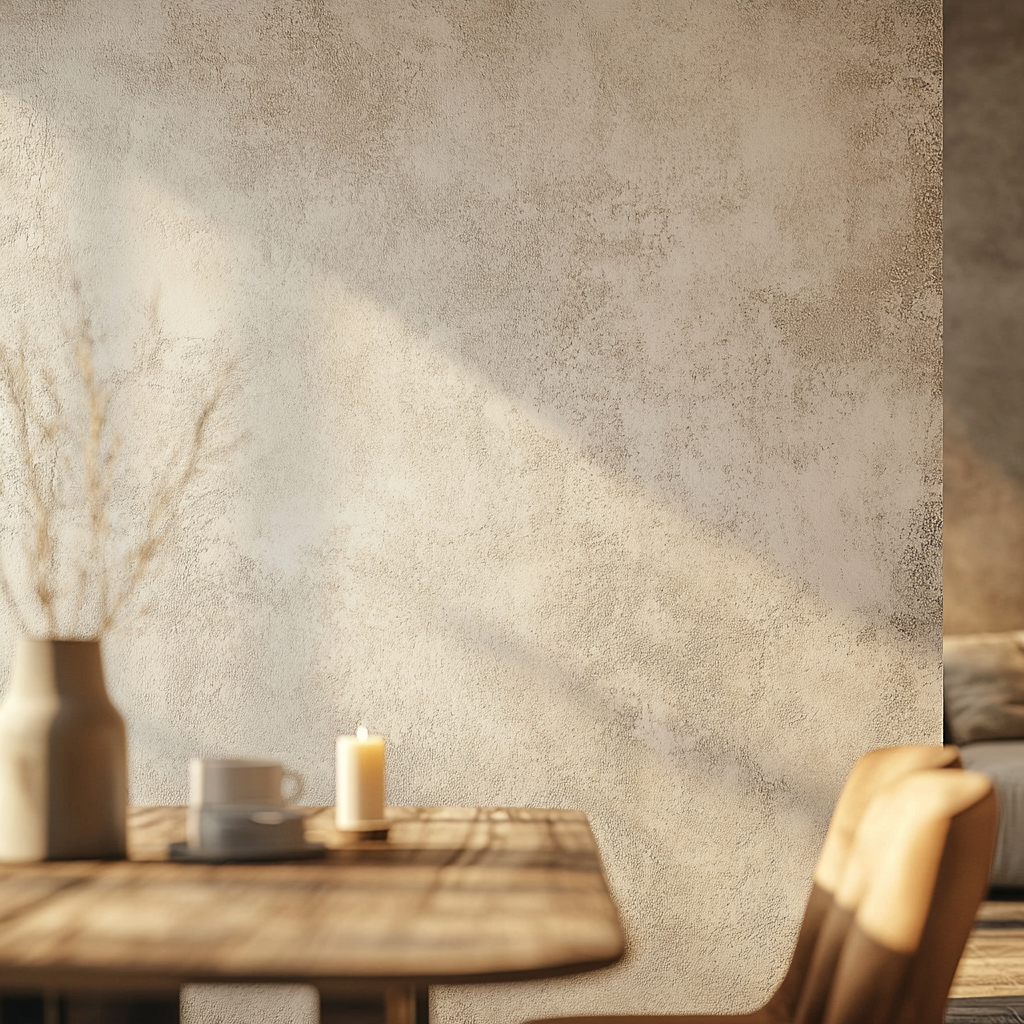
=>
[944,632,1024,744]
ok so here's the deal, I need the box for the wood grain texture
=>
[951,933,1024,999]
[0,807,623,995]
[952,902,1024,998]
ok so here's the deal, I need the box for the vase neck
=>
[11,638,109,705]
[53,641,108,702]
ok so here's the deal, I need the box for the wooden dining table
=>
[0,806,624,1023]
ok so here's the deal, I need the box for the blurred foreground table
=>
[0,806,624,1023]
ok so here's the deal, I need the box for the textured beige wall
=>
[944,0,1024,635]
[0,2,941,1021]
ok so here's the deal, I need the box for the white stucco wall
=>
[0,2,941,1021]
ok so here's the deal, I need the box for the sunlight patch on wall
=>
[301,279,938,1016]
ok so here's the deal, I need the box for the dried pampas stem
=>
[73,327,115,637]
[0,303,232,638]
[0,345,59,636]
[100,362,233,634]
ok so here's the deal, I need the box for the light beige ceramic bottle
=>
[0,638,127,861]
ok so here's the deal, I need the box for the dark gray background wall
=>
[945,0,1024,634]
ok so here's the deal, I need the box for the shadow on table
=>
[0,991,428,1023]
[0,993,178,1023]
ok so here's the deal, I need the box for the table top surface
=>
[0,806,624,994]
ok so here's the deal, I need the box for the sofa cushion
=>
[944,632,1024,745]
[960,741,1024,888]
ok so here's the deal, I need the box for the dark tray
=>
[168,841,326,863]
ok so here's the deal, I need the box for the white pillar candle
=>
[336,726,386,828]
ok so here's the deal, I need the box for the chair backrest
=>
[765,745,961,1021]
[892,776,997,1024]
[796,769,996,1024]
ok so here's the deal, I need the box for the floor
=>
[951,900,1024,998]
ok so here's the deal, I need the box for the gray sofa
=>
[945,632,1024,888]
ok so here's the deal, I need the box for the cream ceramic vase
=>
[0,638,127,861]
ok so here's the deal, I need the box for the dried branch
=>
[0,345,58,636]
[0,547,30,636]
[0,299,234,639]
[100,363,233,633]
[72,324,115,637]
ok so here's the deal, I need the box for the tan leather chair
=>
[804,769,996,1024]
[526,745,976,1024]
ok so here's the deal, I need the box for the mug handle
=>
[282,768,304,804]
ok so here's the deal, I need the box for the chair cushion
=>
[960,741,1024,888]
[944,633,1024,744]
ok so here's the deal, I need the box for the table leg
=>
[319,986,428,1024]
[384,984,417,1024]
